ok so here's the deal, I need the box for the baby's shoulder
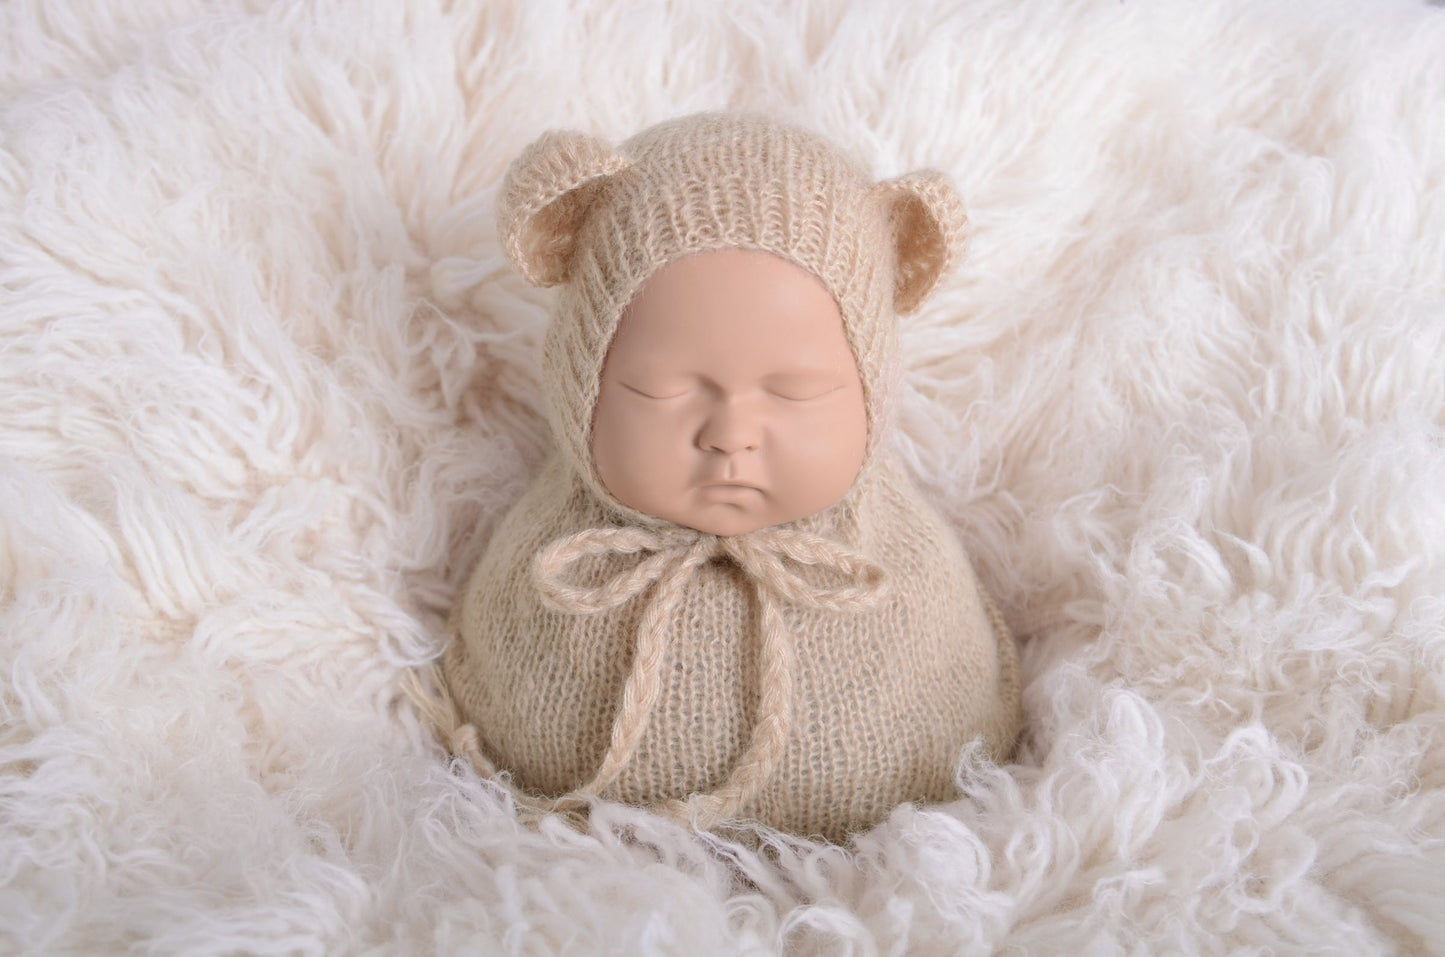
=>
[859,465,975,580]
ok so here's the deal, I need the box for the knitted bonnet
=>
[499,112,967,517]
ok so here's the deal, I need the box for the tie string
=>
[531,523,887,830]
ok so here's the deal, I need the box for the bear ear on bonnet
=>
[499,125,967,309]
[499,130,632,287]
[871,170,968,314]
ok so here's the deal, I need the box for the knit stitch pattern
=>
[440,112,1022,841]
[445,457,1023,840]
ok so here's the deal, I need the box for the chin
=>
[690,519,759,537]
[682,508,771,538]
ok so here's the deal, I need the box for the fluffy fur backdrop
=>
[2,0,1443,953]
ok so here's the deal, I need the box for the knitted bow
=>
[530,523,888,830]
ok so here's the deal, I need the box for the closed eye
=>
[622,383,690,400]
[770,384,845,401]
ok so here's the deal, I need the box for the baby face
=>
[590,249,868,537]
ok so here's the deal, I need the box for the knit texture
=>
[445,457,1023,840]
[501,113,966,510]
[440,112,1021,841]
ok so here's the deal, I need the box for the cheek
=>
[774,399,868,474]
[591,397,694,489]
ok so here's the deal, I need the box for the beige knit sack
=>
[415,114,1023,843]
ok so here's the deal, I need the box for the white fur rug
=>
[3,0,1443,953]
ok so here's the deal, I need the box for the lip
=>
[699,481,762,491]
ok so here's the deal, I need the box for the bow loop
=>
[527,520,889,830]
[723,531,888,611]
[534,525,707,613]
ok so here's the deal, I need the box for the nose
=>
[696,397,761,454]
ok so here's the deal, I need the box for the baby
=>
[428,113,1022,842]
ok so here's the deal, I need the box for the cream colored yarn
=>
[417,113,1023,842]
[505,113,966,505]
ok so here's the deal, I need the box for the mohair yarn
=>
[426,112,1023,842]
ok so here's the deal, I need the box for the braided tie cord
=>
[406,523,888,833]
[533,524,887,829]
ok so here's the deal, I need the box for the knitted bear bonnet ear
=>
[498,113,967,520]
[499,131,635,288]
